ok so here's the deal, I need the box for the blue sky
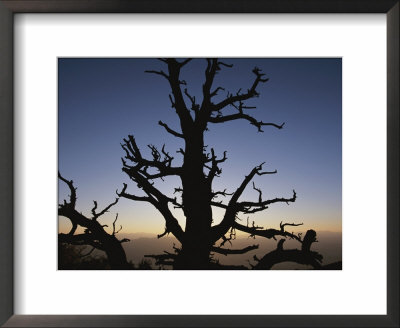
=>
[58,58,342,235]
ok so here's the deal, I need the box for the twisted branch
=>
[211,244,259,256]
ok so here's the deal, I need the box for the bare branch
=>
[112,213,123,235]
[189,64,286,132]
[164,60,194,131]
[211,189,233,199]
[209,112,285,132]
[178,58,192,67]
[168,94,176,108]
[121,135,182,180]
[238,190,297,213]
[157,226,169,239]
[91,201,98,218]
[233,221,303,243]
[201,58,219,104]
[210,86,225,98]
[211,163,278,242]
[147,59,195,134]
[201,59,233,104]
[158,120,184,139]
[217,60,233,69]
[210,201,228,209]
[280,221,303,232]
[184,88,199,113]
[211,244,259,256]
[212,67,269,111]
[206,148,227,182]
[91,198,119,221]
[252,232,323,270]
[116,183,151,202]
[59,175,96,230]
[58,172,77,209]
[121,164,185,243]
[144,69,169,80]
[252,182,262,203]
[229,162,276,206]
[277,239,285,251]
[219,227,237,247]
[68,223,78,236]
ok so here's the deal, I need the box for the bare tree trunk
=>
[103,236,130,269]
[174,241,211,269]
[175,134,213,269]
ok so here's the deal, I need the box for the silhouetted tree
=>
[58,173,130,269]
[118,58,331,270]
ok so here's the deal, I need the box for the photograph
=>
[1,0,397,325]
[58,57,342,270]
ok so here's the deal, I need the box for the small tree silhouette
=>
[118,58,332,270]
[58,173,130,269]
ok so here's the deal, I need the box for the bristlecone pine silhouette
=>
[58,173,130,269]
[116,58,341,270]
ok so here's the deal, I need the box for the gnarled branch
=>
[121,159,185,243]
[252,232,323,270]
[58,171,77,209]
[212,67,269,111]
[233,221,303,243]
[145,69,169,80]
[209,112,284,132]
[121,135,182,180]
[211,244,259,256]
[91,198,119,221]
[238,190,297,214]
[158,120,184,139]
[211,163,279,242]
[116,183,152,202]
[205,148,227,183]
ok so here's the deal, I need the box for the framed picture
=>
[56,57,342,272]
[0,0,398,327]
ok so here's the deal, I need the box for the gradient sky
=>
[58,58,342,236]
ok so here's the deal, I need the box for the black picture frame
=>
[0,1,398,327]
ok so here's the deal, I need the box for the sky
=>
[58,58,342,237]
